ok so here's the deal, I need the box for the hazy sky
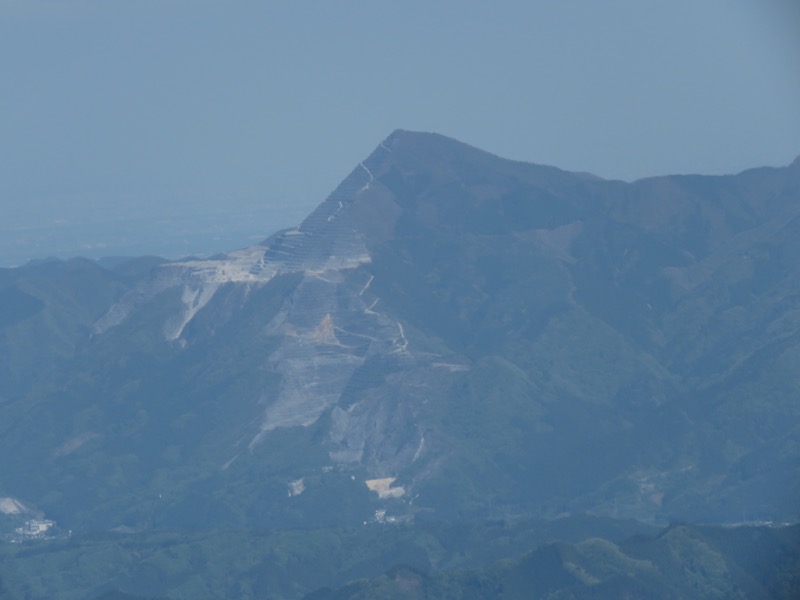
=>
[1,0,799,257]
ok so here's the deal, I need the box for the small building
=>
[16,519,55,537]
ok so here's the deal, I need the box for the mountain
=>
[0,130,799,539]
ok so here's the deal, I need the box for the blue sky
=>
[1,0,799,261]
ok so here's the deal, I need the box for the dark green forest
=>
[1,520,797,599]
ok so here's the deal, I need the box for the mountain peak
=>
[377,129,502,164]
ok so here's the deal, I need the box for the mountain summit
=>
[1,132,798,532]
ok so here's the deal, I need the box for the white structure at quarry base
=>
[15,519,55,538]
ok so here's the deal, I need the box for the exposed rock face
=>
[89,132,466,484]
[0,497,29,515]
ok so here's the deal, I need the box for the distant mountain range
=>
[1,130,798,541]
[0,197,306,268]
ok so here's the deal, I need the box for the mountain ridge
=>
[0,131,798,535]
